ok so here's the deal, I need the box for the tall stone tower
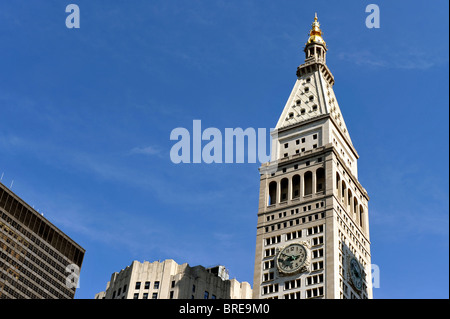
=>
[252,14,372,299]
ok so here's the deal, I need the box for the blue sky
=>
[0,1,448,299]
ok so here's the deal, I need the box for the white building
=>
[95,259,252,299]
[252,14,372,299]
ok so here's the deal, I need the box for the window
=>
[170,291,174,299]
[143,293,148,299]
[307,225,324,235]
[264,248,276,257]
[316,168,325,192]
[292,175,300,199]
[284,143,288,148]
[341,181,347,201]
[265,235,281,246]
[135,282,141,290]
[305,87,309,93]
[285,291,301,299]
[284,279,301,290]
[263,260,275,270]
[304,171,312,195]
[288,112,294,119]
[269,181,277,206]
[306,287,324,298]
[312,105,317,111]
[312,248,324,258]
[312,236,324,246]
[280,178,288,202]
[301,108,306,115]
[152,293,158,299]
[263,272,274,282]
[313,134,318,139]
[171,281,175,288]
[301,137,305,143]
[133,293,139,299]
[261,283,279,295]
[286,230,301,241]
[144,281,150,289]
[312,261,324,271]
[296,139,300,145]
[313,144,317,148]
[154,281,160,289]
[204,291,209,299]
[359,205,364,228]
[309,96,314,101]
[296,99,301,106]
[336,172,341,194]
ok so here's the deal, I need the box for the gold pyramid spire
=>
[307,13,326,45]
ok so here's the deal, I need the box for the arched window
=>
[353,198,358,218]
[280,178,289,202]
[341,181,347,205]
[359,205,364,229]
[304,171,313,196]
[268,181,277,206]
[347,189,353,213]
[336,172,341,196]
[292,175,300,199]
[316,168,325,192]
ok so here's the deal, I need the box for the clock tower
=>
[252,14,372,299]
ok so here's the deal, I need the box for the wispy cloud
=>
[338,49,446,70]
[129,145,162,156]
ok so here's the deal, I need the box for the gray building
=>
[95,259,252,299]
[0,181,85,299]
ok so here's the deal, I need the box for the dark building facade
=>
[0,182,85,299]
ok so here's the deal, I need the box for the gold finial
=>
[307,13,325,45]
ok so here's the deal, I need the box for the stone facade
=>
[252,15,372,299]
[95,259,252,299]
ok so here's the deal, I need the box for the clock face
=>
[349,258,363,291]
[276,243,307,275]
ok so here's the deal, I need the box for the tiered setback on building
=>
[95,259,252,299]
[252,15,372,299]
[0,182,85,299]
